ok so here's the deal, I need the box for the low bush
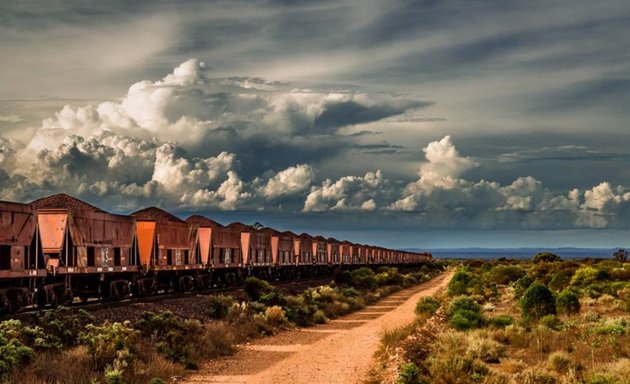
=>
[448,296,483,330]
[333,269,352,285]
[207,295,234,320]
[32,306,94,348]
[533,252,562,263]
[398,362,424,384]
[448,270,481,296]
[450,310,484,330]
[514,368,557,384]
[426,354,489,383]
[466,334,506,363]
[449,296,481,315]
[350,267,377,289]
[548,351,572,373]
[520,283,557,321]
[571,266,599,287]
[79,321,139,371]
[264,305,287,327]
[199,322,236,358]
[540,315,562,331]
[0,324,34,381]
[135,311,204,366]
[590,318,628,335]
[415,297,441,316]
[513,275,534,299]
[556,289,581,316]
[549,272,572,291]
[243,277,274,301]
[489,315,514,328]
[486,265,526,285]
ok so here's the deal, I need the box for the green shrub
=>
[570,266,599,287]
[0,324,34,381]
[520,283,556,321]
[450,310,483,330]
[533,252,562,263]
[489,315,514,328]
[549,272,571,291]
[243,277,274,301]
[540,315,562,331]
[375,267,404,286]
[135,311,204,365]
[79,321,139,371]
[104,365,124,384]
[556,290,581,315]
[207,295,234,320]
[590,318,628,335]
[333,269,352,285]
[350,267,377,289]
[448,296,481,316]
[448,295,484,330]
[415,297,441,316]
[486,265,526,285]
[282,296,317,326]
[33,306,94,347]
[514,275,534,299]
[398,362,423,384]
[448,270,481,296]
[259,291,288,307]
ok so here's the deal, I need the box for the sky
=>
[1,0,630,249]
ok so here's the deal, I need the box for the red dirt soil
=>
[183,271,452,384]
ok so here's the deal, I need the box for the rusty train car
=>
[0,194,432,312]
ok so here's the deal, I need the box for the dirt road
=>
[184,272,452,384]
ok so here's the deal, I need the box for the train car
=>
[31,194,137,304]
[340,241,353,264]
[260,227,296,279]
[227,222,273,279]
[327,238,341,265]
[186,215,244,286]
[312,236,328,266]
[0,201,42,311]
[131,207,198,293]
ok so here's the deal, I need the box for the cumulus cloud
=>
[22,58,421,175]
[1,58,630,231]
[0,58,422,211]
[303,170,389,212]
[262,164,314,199]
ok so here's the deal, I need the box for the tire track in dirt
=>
[183,271,452,384]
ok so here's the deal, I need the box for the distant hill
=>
[404,247,620,260]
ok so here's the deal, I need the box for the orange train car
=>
[0,193,433,310]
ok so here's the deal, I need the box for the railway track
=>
[1,276,333,322]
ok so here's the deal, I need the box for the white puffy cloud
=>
[385,136,630,229]
[262,164,314,199]
[303,170,389,212]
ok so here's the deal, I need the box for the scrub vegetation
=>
[369,253,630,384]
[0,264,445,383]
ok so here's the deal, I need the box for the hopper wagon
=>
[0,194,432,312]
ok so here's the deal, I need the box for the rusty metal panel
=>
[38,211,68,254]
[136,221,156,266]
[240,232,251,265]
[77,246,87,267]
[198,227,211,264]
[0,202,36,247]
[270,235,279,264]
[214,227,241,248]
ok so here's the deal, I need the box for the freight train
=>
[0,194,432,312]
